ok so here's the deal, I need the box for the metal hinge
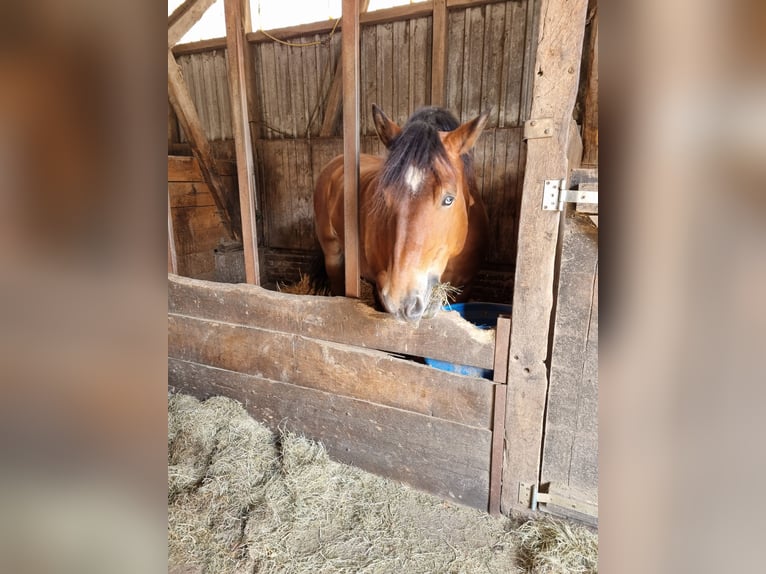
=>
[519,481,599,520]
[542,179,599,211]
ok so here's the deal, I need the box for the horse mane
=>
[377,107,468,200]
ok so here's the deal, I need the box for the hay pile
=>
[168,394,597,574]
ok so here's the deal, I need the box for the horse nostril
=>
[402,295,425,321]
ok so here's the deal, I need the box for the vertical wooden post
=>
[501,0,589,514]
[168,189,178,274]
[320,0,369,137]
[431,0,448,107]
[342,0,361,298]
[224,0,261,284]
[488,315,512,516]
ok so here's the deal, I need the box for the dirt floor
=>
[168,393,597,574]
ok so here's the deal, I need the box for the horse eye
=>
[442,195,455,207]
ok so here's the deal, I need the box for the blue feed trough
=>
[425,302,513,379]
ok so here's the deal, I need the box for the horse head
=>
[366,105,488,322]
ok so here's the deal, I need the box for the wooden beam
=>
[581,6,598,166]
[168,190,178,274]
[167,49,239,241]
[342,0,361,298]
[168,0,217,48]
[171,0,511,55]
[500,0,589,514]
[320,0,369,137]
[169,274,497,370]
[224,0,261,284]
[431,0,448,106]
[488,315,511,516]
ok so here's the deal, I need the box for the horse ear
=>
[372,104,401,148]
[442,112,490,156]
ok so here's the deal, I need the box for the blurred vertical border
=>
[0,0,167,572]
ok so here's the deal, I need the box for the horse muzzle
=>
[378,275,438,323]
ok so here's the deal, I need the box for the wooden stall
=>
[167,0,598,519]
[167,155,238,279]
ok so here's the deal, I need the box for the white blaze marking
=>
[404,165,424,194]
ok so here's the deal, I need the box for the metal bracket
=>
[542,179,599,211]
[520,481,598,518]
[524,118,554,140]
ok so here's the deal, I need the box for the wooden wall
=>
[170,0,537,281]
[168,274,501,510]
[168,156,238,279]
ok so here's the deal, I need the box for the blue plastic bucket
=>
[424,302,513,379]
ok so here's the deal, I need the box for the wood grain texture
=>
[541,210,598,499]
[225,0,261,283]
[488,314,511,515]
[168,156,236,181]
[581,8,598,166]
[431,0,448,106]
[168,0,217,47]
[168,313,495,428]
[342,0,361,298]
[168,274,497,370]
[501,0,589,514]
[168,159,237,279]
[168,49,239,240]
[169,358,492,509]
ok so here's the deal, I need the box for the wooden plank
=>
[168,156,236,181]
[168,49,239,241]
[319,0,370,137]
[169,313,495,428]
[461,6,485,120]
[431,0,448,107]
[169,182,216,208]
[445,8,465,116]
[360,24,378,135]
[501,0,589,514]
[170,205,228,256]
[541,210,598,497]
[581,8,598,166]
[224,0,261,284]
[488,314,511,515]
[169,1,510,55]
[177,253,216,280]
[169,358,492,509]
[500,0,528,127]
[342,0,361,298]
[392,19,410,121]
[168,274,496,370]
[168,190,178,274]
[168,0,217,47]
[412,16,431,111]
[482,1,506,127]
[375,22,394,122]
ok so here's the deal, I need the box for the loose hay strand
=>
[168,393,598,574]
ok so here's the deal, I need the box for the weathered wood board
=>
[541,209,598,500]
[168,274,496,370]
[168,157,238,279]
[167,273,499,509]
[168,358,492,508]
[501,0,589,513]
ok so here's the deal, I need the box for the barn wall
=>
[170,0,537,279]
[168,156,238,279]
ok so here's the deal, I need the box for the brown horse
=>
[314,105,489,322]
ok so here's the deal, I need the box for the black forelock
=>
[378,107,461,195]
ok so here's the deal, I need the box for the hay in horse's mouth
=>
[429,282,461,308]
